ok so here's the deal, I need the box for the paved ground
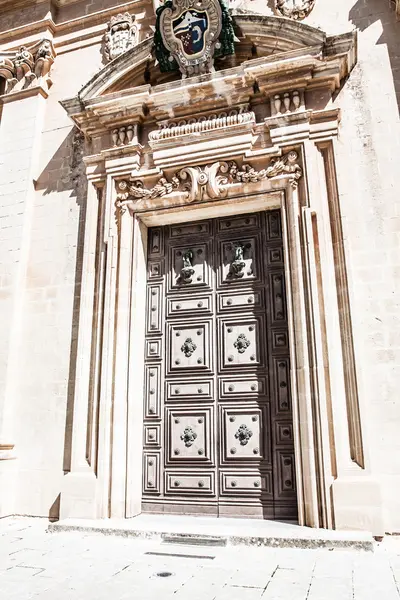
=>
[2,517,400,599]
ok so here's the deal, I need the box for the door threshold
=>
[48,514,374,551]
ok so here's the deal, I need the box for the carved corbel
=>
[0,39,55,95]
[0,57,17,93]
[13,46,35,83]
[33,39,55,84]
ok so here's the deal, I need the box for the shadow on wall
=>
[349,0,400,116]
[35,128,88,496]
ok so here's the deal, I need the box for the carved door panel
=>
[142,211,297,520]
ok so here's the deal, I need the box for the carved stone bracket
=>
[115,151,302,213]
[0,39,55,95]
[274,0,316,20]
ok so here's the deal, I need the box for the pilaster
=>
[0,84,48,516]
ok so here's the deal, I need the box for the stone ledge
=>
[48,514,374,552]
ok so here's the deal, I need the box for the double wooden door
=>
[142,209,297,520]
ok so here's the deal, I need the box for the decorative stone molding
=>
[149,108,254,141]
[270,90,305,116]
[274,0,316,20]
[0,39,55,95]
[115,151,302,213]
[111,124,138,147]
[104,13,137,62]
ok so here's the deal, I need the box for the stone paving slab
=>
[1,517,400,599]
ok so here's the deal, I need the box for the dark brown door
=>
[142,210,297,520]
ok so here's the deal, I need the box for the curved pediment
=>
[61,12,356,144]
[77,15,333,102]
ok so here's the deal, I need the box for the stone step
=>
[48,514,374,552]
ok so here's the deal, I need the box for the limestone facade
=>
[0,0,399,536]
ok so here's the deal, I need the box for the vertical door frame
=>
[124,186,319,525]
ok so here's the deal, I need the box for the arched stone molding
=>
[59,15,384,535]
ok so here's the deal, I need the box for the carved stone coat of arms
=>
[155,0,235,78]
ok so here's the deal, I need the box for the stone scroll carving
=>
[0,39,55,94]
[103,13,137,62]
[274,0,316,20]
[115,151,302,213]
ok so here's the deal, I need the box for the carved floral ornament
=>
[0,39,55,94]
[274,0,316,20]
[115,151,302,213]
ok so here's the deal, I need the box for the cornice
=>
[61,29,355,138]
[0,0,145,48]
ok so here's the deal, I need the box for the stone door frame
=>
[60,137,384,535]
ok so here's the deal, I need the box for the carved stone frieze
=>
[149,109,254,142]
[0,39,55,94]
[104,13,137,62]
[274,0,316,20]
[115,151,302,213]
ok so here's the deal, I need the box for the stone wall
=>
[0,0,399,530]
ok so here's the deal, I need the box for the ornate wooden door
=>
[142,210,297,520]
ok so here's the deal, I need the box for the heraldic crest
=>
[154,0,235,78]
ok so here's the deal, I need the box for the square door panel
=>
[165,471,215,495]
[219,376,267,400]
[217,213,260,233]
[218,316,265,371]
[143,452,161,494]
[272,330,289,353]
[144,364,161,418]
[220,471,273,496]
[148,260,163,280]
[145,338,162,360]
[170,221,210,238]
[144,424,161,447]
[218,235,261,287]
[168,242,211,292]
[166,379,214,402]
[267,246,284,267]
[146,283,163,334]
[165,406,214,465]
[167,294,212,318]
[218,289,264,313]
[167,320,212,375]
[219,405,271,464]
[275,422,294,446]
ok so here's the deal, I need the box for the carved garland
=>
[115,151,302,213]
